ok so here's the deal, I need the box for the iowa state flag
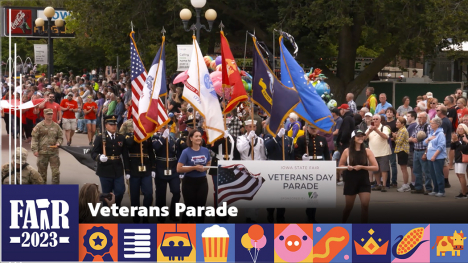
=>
[251,35,300,135]
[146,36,170,131]
[280,36,334,132]
[221,31,248,114]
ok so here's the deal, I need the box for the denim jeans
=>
[413,151,433,191]
[99,176,125,206]
[130,175,153,223]
[77,119,88,133]
[387,147,398,185]
[428,159,445,194]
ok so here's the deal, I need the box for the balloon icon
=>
[251,235,267,251]
[241,233,254,250]
[248,225,264,241]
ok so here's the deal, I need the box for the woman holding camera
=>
[451,123,468,199]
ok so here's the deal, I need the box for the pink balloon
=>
[251,235,266,250]
[210,71,231,100]
[173,70,188,84]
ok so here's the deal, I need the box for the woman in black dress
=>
[339,129,379,223]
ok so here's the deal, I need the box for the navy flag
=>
[251,36,300,135]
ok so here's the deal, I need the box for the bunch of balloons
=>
[304,67,330,97]
[241,225,267,263]
[209,71,231,100]
[241,71,253,93]
[204,56,213,68]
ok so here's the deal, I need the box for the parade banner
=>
[217,160,336,208]
[177,44,193,71]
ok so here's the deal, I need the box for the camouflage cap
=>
[13,147,27,165]
[44,108,53,114]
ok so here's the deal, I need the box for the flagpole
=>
[19,73,22,183]
[165,94,170,174]
[282,123,285,160]
[250,99,254,160]
[220,25,229,160]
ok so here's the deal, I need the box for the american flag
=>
[130,31,149,142]
[217,164,265,206]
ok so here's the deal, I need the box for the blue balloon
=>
[314,81,330,96]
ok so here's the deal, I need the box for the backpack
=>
[287,122,304,144]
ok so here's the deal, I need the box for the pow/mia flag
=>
[60,146,96,171]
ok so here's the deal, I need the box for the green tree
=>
[275,0,468,102]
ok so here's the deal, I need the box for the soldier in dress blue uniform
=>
[153,126,180,223]
[124,132,155,223]
[91,115,129,206]
[264,121,295,223]
[295,124,331,223]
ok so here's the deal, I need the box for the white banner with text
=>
[217,160,336,208]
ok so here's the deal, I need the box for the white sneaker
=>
[428,192,437,196]
[435,192,445,197]
[397,184,411,192]
[337,181,344,186]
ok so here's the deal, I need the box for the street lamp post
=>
[35,7,64,79]
[179,0,217,41]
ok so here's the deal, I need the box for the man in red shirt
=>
[38,93,62,123]
[60,92,79,146]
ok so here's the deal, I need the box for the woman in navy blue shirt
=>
[177,130,211,223]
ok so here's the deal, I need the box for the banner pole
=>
[165,95,169,174]
[20,73,22,183]
[8,8,12,184]
[14,44,17,184]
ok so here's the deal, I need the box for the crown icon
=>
[354,228,389,255]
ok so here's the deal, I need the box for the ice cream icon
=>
[202,225,230,262]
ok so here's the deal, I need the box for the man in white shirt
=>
[365,114,392,192]
[236,119,267,161]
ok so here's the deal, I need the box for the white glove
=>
[151,171,156,178]
[247,131,256,140]
[302,154,310,161]
[179,174,185,179]
[162,129,170,139]
[224,130,229,138]
[100,155,108,162]
[278,128,285,138]
[125,174,130,179]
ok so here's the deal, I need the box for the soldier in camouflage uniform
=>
[119,119,134,135]
[2,147,44,184]
[31,108,63,184]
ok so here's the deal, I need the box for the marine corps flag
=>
[251,35,300,135]
[182,36,225,143]
[221,31,248,114]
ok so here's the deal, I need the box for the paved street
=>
[1,125,467,224]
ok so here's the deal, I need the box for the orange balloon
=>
[248,225,264,241]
